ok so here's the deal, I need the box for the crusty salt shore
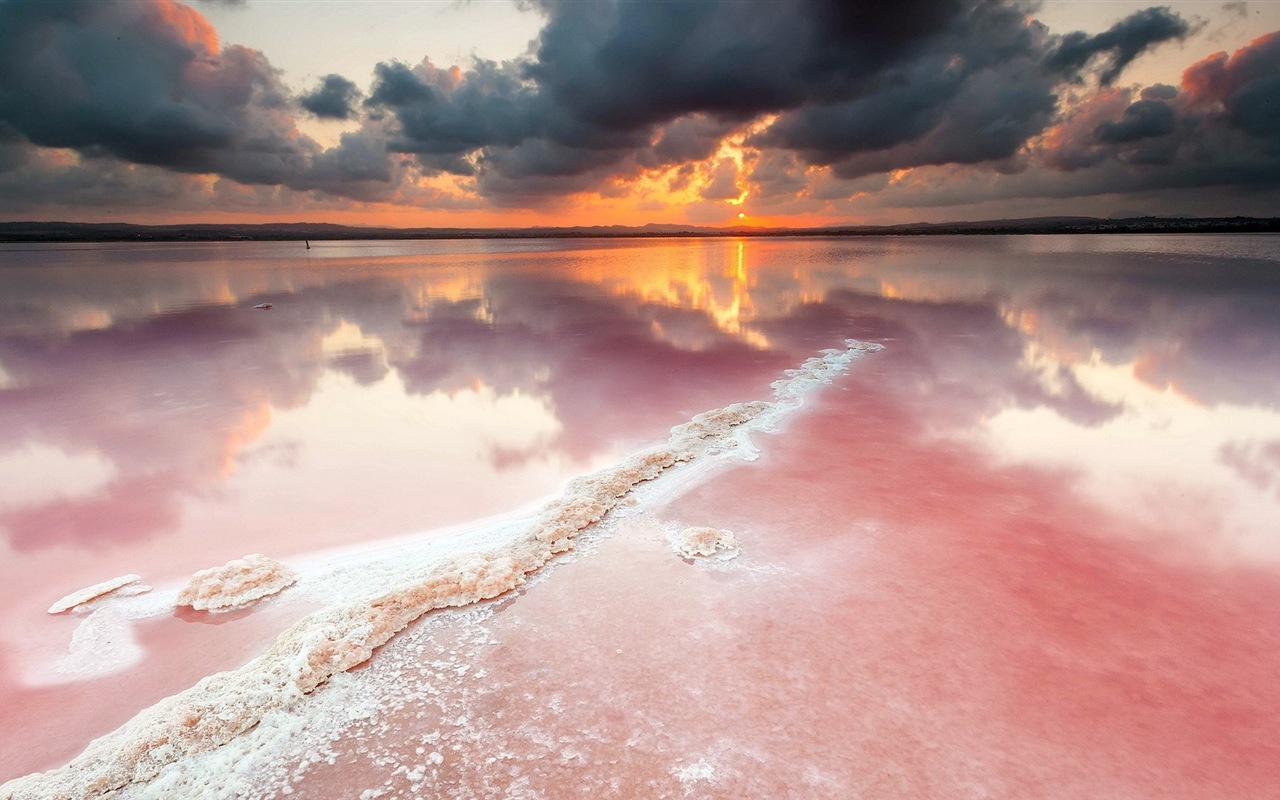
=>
[0,341,880,800]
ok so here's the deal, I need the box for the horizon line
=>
[2,215,1279,244]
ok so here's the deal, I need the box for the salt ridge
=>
[0,340,881,800]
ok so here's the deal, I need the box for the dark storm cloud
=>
[0,0,400,202]
[360,1,972,194]
[366,59,542,168]
[301,128,399,199]
[300,74,362,120]
[366,0,1198,196]
[363,0,988,196]
[1017,32,1280,198]
[751,2,1189,178]
[1095,98,1177,143]
[521,0,967,130]
[0,0,1273,213]
[363,52,694,193]
[0,0,304,182]
[1044,6,1192,85]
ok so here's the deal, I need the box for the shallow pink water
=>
[660,361,1280,796]
[260,341,1280,799]
[2,235,1279,795]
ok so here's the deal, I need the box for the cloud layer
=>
[0,0,1277,221]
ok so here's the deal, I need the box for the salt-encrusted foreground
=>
[1,341,880,800]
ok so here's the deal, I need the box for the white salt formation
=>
[176,554,298,612]
[51,607,143,682]
[1,341,881,800]
[47,574,151,615]
[676,526,738,558]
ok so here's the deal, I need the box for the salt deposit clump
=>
[675,527,738,558]
[48,574,151,615]
[176,554,298,612]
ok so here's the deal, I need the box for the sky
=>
[0,0,1278,228]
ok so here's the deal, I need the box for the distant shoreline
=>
[1,216,1277,244]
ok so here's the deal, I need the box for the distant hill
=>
[0,216,1277,243]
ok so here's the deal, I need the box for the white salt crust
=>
[50,607,144,684]
[675,527,738,558]
[0,340,881,800]
[48,575,151,615]
[176,554,298,612]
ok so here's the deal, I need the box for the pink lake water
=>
[1,235,1279,798]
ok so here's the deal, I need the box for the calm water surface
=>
[2,235,1279,795]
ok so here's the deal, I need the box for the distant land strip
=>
[1,216,1278,244]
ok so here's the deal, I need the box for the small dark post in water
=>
[305,239,311,250]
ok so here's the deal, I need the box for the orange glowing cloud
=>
[1181,30,1280,104]
[147,0,221,55]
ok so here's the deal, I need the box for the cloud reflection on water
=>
[0,236,1275,567]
